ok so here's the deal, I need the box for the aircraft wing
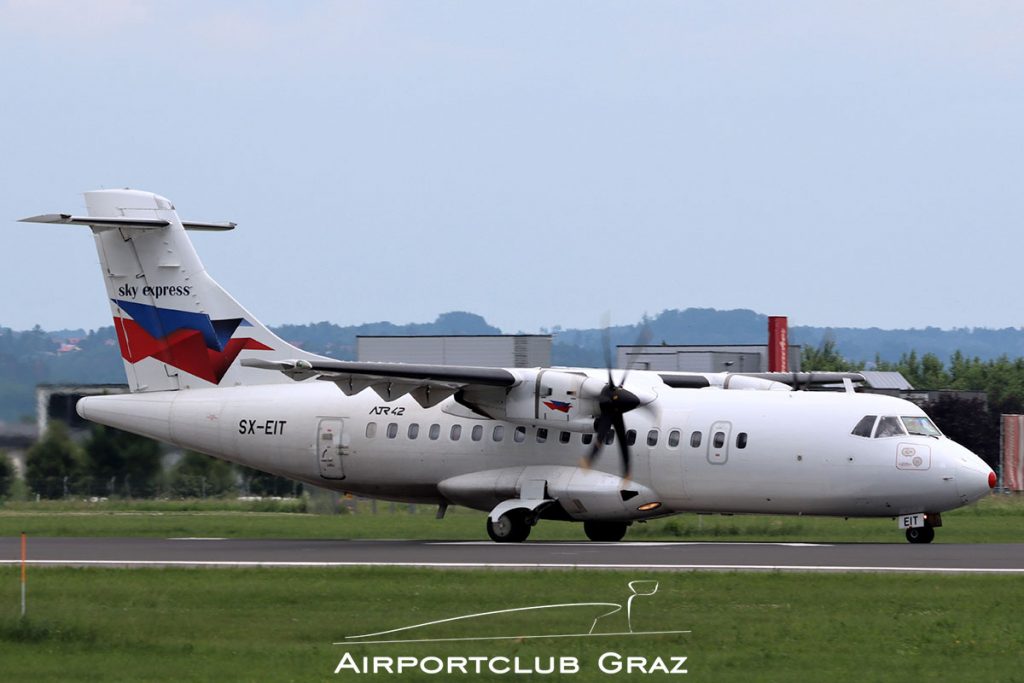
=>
[737,371,865,386]
[241,358,516,408]
[658,371,865,390]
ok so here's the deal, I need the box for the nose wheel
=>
[905,526,935,544]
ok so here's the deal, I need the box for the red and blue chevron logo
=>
[543,400,572,413]
[112,299,271,384]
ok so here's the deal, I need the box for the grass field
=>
[1,494,1022,543]
[1,498,1021,680]
[0,567,1021,681]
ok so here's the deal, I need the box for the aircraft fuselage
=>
[77,372,992,521]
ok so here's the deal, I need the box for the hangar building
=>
[616,344,803,373]
[357,334,552,368]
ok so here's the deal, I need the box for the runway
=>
[2,537,1023,573]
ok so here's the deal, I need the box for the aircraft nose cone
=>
[956,456,996,503]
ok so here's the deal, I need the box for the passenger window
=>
[471,425,483,442]
[875,416,906,438]
[450,424,462,441]
[582,433,594,445]
[851,415,877,438]
[408,423,419,440]
[690,431,702,448]
[537,428,548,443]
[559,431,571,444]
[428,424,440,440]
[386,423,398,439]
[713,431,725,448]
[647,429,659,447]
[668,430,681,448]
[736,432,747,449]
[366,422,377,439]
[493,425,505,442]
[514,426,526,443]
[626,429,637,446]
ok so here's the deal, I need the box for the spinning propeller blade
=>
[585,322,651,479]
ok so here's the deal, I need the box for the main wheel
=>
[487,511,531,543]
[583,520,629,542]
[905,526,935,544]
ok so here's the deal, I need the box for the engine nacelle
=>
[458,368,602,432]
[438,465,663,521]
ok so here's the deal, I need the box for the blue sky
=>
[2,1,1022,333]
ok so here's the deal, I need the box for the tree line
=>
[2,422,300,500]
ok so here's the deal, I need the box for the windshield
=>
[874,416,906,438]
[902,416,942,438]
[851,415,877,437]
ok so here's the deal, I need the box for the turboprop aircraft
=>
[20,189,996,544]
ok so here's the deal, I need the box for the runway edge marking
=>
[1,559,1022,573]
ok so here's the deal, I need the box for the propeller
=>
[583,323,652,480]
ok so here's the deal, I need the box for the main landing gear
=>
[486,513,633,544]
[487,509,532,543]
[583,520,630,542]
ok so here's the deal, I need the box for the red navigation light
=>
[988,471,997,489]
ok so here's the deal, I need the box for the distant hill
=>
[4,307,1024,420]
[551,308,1024,367]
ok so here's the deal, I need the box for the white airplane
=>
[20,189,995,544]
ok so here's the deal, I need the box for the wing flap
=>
[240,358,517,408]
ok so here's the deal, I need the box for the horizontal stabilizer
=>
[18,214,236,231]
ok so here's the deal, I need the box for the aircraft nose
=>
[955,450,996,503]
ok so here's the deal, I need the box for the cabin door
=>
[317,418,348,480]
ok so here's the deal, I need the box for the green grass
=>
[0,498,308,513]
[0,567,1021,681]
[1,495,1022,543]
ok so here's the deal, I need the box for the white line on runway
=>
[1,559,1021,573]
[430,541,833,547]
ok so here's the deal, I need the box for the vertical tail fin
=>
[22,189,326,392]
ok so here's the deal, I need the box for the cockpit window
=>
[874,416,906,438]
[851,415,877,438]
[902,416,942,438]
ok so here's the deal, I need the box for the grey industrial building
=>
[357,334,552,368]
[616,344,803,373]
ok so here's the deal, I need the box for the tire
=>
[583,520,629,542]
[487,511,531,543]
[905,526,935,544]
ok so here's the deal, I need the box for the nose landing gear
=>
[905,525,935,544]
[901,512,941,544]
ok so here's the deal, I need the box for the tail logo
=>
[112,299,271,384]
